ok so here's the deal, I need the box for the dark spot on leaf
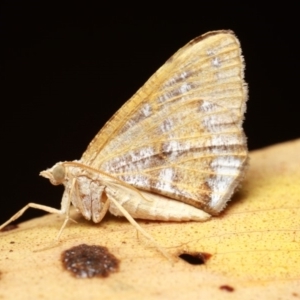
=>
[61,244,119,278]
[292,292,299,297]
[219,285,235,292]
[0,224,18,232]
[179,252,212,265]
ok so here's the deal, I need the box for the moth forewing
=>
[0,31,248,259]
[80,30,248,215]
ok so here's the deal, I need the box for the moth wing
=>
[81,30,248,214]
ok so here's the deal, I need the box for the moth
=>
[0,30,248,252]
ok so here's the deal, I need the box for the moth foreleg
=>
[54,178,79,239]
[0,203,63,232]
[92,194,110,223]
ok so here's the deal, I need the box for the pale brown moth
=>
[0,30,248,256]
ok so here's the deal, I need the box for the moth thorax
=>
[52,164,65,184]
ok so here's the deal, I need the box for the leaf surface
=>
[0,139,299,299]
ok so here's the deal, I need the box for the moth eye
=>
[52,165,65,183]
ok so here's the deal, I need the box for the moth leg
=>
[92,193,110,223]
[55,210,71,240]
[55,178,77,239]
[0,203,63,232]
[107,194,173,261]
[0,179,74,237]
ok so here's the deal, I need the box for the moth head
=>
[40,163,66,185]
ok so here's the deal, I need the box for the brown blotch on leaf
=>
[178,251,212,265]
[292,293,299,297]
[61,244,119,278]
[219,285,235,292]
[0,224,18,232]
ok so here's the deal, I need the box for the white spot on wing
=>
[210,135,242,153]
[211,156,242,175]
[212,57,220,67]
[207,49,216,56]
[180,71,188,79]
[163,140,181,152]
[142,103,151,117]
[122,174,150,187]
[207,156,242,206]
[179,83,191,93]
[131,147,154,161]
[160,118,173,133]
[155,168,174,194]
[200,100,214,112]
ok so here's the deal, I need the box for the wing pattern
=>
[80,30,248,214]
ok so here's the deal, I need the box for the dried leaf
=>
[0,139,299,299]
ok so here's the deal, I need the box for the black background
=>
[1,2,299,224]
